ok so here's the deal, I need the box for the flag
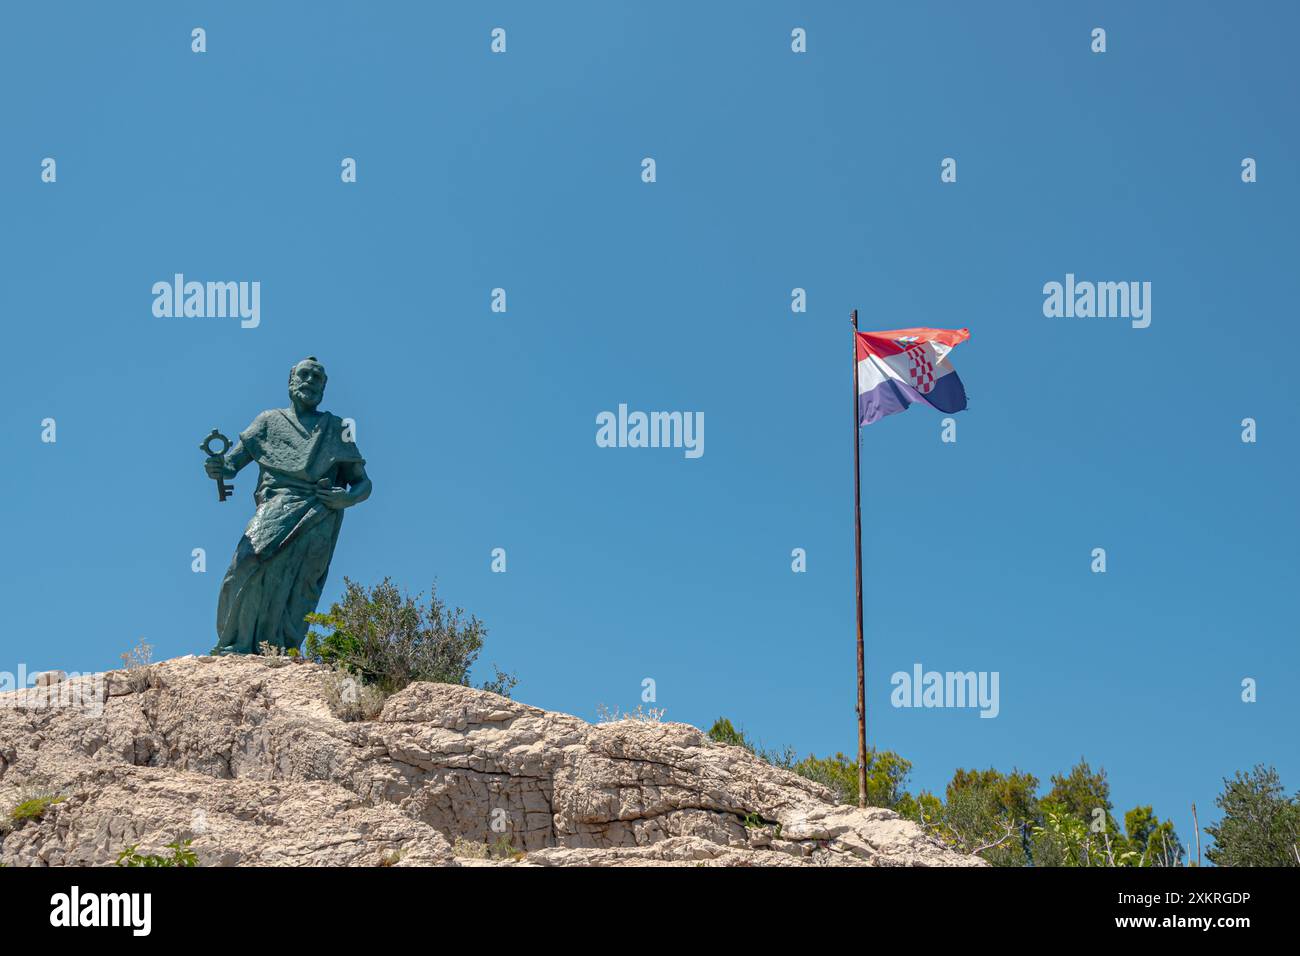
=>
[857,327,970,426]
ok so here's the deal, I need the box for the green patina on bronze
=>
[203,357,372,654]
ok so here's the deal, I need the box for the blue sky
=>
[2,2,1296,847]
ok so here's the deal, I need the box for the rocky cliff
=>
[0,656,982,867]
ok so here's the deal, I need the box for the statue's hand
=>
[204,456,229,480]
[316,479,350,510]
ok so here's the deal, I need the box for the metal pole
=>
[852,309,867,809]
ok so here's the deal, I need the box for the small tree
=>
[905,767,1041,866]
[1045,758,1114,827]
[707,717,747,748]
[790,749,913,809]
[305,577,516,697]
[1124,805,1184,867]
[1206,765,1300,867]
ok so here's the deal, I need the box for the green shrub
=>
[791,749,913,809]
[898,767,1041,866]
[898,762,1183,867]
[305,577,516,698]
[9,794,64,825]
[116,840,199,867]
[1206,765,1300,867]
[490,835,524,860]
[707,717,747,748]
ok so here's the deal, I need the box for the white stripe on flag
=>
[857,347,956,395]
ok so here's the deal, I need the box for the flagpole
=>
[852,309,867,809]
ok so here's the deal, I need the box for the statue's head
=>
[288,356,327,410]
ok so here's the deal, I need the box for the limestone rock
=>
[0,656,983,867]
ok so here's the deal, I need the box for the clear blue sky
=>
[2,2,1296,847]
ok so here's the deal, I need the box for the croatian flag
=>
[857,327,970,426]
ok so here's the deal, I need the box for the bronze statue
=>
[202,357,371,654]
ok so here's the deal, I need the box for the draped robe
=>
[214,408,364,654]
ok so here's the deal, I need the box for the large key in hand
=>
[201,428,234,502]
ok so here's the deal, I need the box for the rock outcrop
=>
[0,656,982,867]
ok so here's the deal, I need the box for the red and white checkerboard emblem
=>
[905,344,935,394]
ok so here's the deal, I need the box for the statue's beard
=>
[290,385,323,409]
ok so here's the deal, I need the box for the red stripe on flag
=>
[856,327,970,360]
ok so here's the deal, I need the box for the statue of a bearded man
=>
[203,357,371,654]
